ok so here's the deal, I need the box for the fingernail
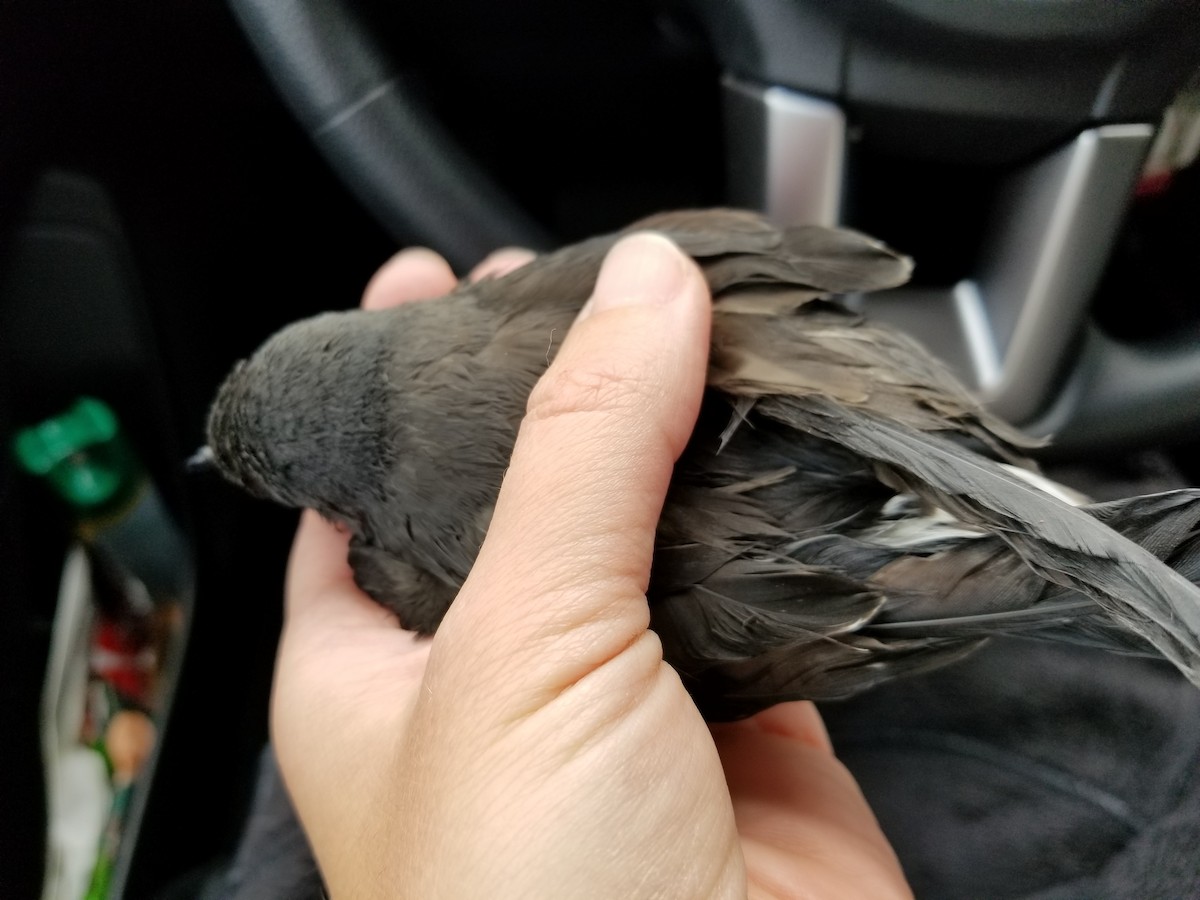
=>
[581,232,687,319]
[470,247,537,282]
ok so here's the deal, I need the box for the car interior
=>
[3,1,1199,897]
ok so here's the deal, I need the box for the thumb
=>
[430,231,711,719]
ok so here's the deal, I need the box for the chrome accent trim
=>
[952,280,1002,391]
[723,83,1168,437]
[722,77,845,226]
[863,125,1153,425]
[974,124,1153,421]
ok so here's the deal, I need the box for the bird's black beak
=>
[186,445,217,475]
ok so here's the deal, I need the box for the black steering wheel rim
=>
[228,0,555,271]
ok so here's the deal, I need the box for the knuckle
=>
[525,360,654,425]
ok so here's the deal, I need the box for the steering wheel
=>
[226,0,1200,454]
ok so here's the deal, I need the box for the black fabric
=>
[821,637,1200,899]
[214,747,324,900]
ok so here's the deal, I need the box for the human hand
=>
[272,234,912,898]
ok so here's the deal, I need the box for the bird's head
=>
[202,309,392,517]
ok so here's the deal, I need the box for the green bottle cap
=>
[12,397,136,511]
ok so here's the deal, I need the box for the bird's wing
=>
[629,208,915,295]
[649,538,985,718]
[756,394,1200,686]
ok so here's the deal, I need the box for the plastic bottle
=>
[14,396,191,900]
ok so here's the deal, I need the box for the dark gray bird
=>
[204,208,1200,720]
